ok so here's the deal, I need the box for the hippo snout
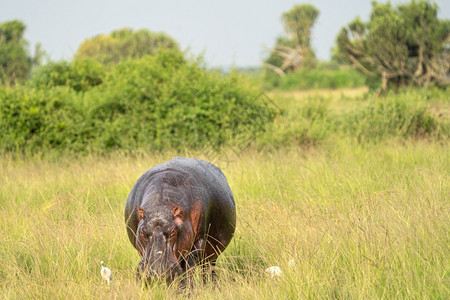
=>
[137,261,183,284]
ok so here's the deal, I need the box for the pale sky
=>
[1,0,449,67]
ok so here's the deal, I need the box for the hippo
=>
[124,157,236,284]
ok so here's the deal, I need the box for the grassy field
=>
[0,88,449,299]
[1,140,448,298]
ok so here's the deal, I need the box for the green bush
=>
[86,52,276,151]
[0,86,90,153]
[31,59,105,92]
[0,51,276,154]
[341,90,444,141]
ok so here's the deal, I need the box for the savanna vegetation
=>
[0,51,275,154]
[0,0,449,298]
[265,1,450,91]
[335,0,450,89]
[1,83,448,298]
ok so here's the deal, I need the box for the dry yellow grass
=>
[267,86,369,100]
[0,139,448,298]
[266,87,371,118]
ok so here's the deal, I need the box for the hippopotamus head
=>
[135,202,195,284]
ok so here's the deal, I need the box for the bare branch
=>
[348,54,376,77]
[263,63,286,77]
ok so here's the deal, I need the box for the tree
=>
[265,4,319,76]
[74,28,180,65]
[335,0,449,89]
[0,20,30,85]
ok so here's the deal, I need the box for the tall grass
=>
[260,87,449,147]
[1,139,448,298]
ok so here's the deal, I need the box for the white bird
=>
[100,261,113,285]
[265,266,282,278]
[288,258,295,268]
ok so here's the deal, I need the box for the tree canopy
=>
[74,28,180,65]
[265,4,319,76]
[335,0,450,89]
[0,20,30,85]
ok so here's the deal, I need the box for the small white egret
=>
[288,258,295,268]
[265,266,282,278]
[100,261,113,285]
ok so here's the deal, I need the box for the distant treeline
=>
[264,1,449,90]
[2,1,448,90]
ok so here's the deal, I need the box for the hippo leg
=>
[177,239,206,287]
[202,260,217,283]
[185,239,206,268]
[186,239,218,283]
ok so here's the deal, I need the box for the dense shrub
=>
[0,51,276,154]
[0,86,90,153]
[341,89,445,141]
[31,59,105,92]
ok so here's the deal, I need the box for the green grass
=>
[1,86,448,298]
[0,52,275,154]
[1,138,448,298]
[260,87,449,147]
[263,68,367,91]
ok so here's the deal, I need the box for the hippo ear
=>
[138,207,144,219]
[172,206,185,226]
[172,206,183,218]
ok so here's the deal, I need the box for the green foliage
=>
[282,4,319,51]
[341,91,439,141]
[31,59,105,92]
[264,37,295,72]
[259,87,448,148]
[0,86,88,153]
[0,20,30,85]
[264,68,366,90]
[0,51,275,154]
[264,4,319,76]
[263,97,333,147]
[335,0,450,89]
[74,28,180,66]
